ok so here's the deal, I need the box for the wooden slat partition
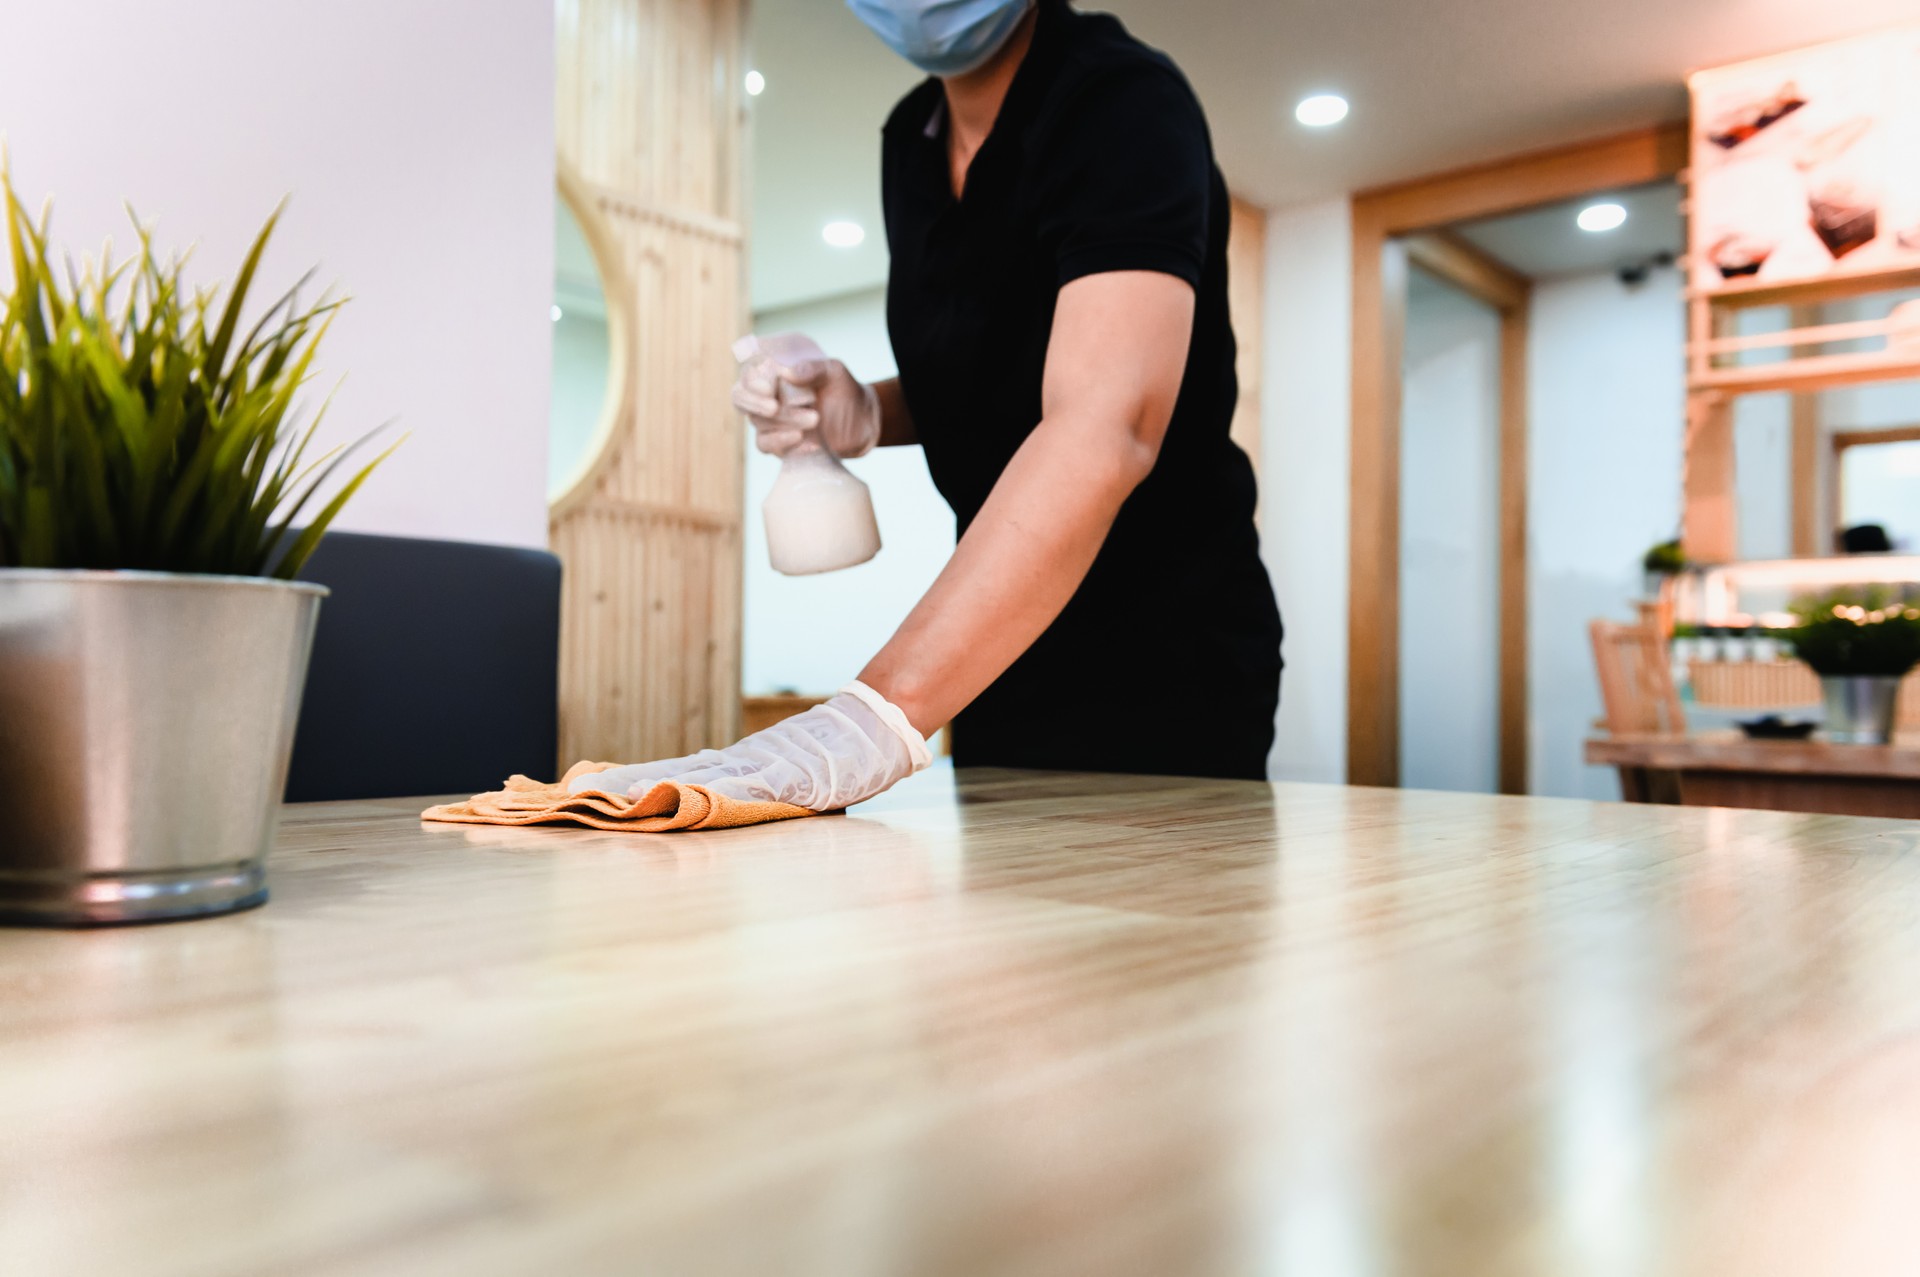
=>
[552,0,748,768]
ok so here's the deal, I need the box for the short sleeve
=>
[1035,64,1212,289]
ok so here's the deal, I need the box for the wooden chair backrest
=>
[1590,619,1686,736]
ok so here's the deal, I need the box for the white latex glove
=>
[567,681,931,811]
[731,332,881,460]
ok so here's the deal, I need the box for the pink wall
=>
[0,0,555,548]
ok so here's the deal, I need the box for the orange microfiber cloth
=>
[421,761,817,833]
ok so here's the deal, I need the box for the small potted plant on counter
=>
[0,167,394,925]
[1642,537,1685,600]
[1785,587,1920,745]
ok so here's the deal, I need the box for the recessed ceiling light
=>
[822,220,865,249]
[551,303,563,322]
[744,70,765,97]
[1577,202,1627,233]
[1294,94,1348,127]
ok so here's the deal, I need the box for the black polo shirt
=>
[880,0,1282,780]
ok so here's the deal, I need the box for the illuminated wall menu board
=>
[1689,28,1920,294]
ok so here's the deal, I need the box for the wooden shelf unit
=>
[1682,264,1920,563]
[1686,261,1920,311]
[1689,347,1920,395]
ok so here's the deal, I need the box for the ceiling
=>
[1452,180,1683,280]
[748,0,1920,311]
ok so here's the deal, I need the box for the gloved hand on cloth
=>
[731,331,882,460]
[568,680,932,812]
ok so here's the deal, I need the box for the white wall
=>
[1841,441,1920,548]
[0,0,554,548]
[1400,271,1502,793]
[1260,197,1353,784]
[1734,393,1795,561]
[742,288,956,694]
[1821,290,1920,432]
[1824,381,1920,433]
[1528,266,1686,800]
[1725,307,1795,560]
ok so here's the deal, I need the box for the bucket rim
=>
[0,567,328,598]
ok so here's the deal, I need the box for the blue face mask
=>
[845,0,1033,77]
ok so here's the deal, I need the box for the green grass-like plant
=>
[1642,538,1684,576]
[1787,586,1920,678]
[1,163,395,578]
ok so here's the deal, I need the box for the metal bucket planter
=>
[0,570,324,926]
[1819,674,1902,745]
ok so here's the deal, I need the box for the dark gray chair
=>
[284,531,561,802]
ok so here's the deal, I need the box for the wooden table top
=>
[4,769,1919,1276]
[1587,730,1920,778]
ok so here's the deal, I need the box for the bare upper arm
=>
[1040,270,1195,462]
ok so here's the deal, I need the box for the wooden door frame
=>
[1347,123,1688,791]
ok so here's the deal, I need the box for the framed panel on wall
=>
[1688,27,1920,294]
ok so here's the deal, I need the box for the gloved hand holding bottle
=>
[731,333,882,460]
[733,332,884,576]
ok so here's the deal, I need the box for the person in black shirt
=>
[574,0,1282,812]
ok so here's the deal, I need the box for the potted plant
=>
[1785,587,1920,745]
[0,167,393,925]
[1642,537,1685,599]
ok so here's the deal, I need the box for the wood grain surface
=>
[4,769,1919,1276]
[1587,731,1920,779]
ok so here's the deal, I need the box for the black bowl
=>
[1738,715,1819,741]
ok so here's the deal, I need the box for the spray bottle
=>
[734,333,883,576]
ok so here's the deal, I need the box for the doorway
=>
[1351,125,1690,792]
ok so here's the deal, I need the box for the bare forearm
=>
[857,415,1152,734]
[873,378,917,447]
[858,270,1191,737]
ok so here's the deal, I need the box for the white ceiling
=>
[749,0,1920,312]
[1453,181,1683,280]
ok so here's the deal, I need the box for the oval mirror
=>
[549,182,621,502]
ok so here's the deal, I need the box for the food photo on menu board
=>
[1689,27,1920,293]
